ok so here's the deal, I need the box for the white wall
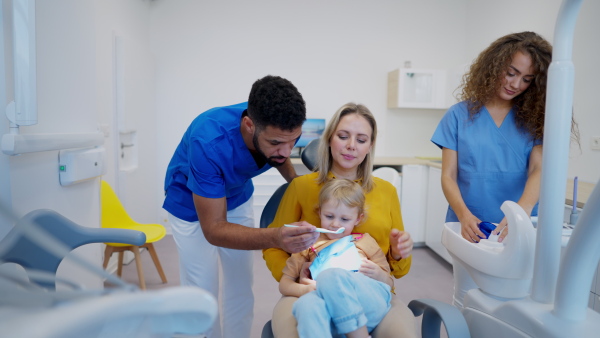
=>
[465,0,600,187]
[569,0,600,185]
[149,0,469,224]
[149,0,599,225]
[94,0,158,225]
[1,0,102,288]
[1,0,157,288]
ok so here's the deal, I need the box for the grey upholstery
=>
[260,183,289,229]
[0,209,146,290]
[300,138,319,171]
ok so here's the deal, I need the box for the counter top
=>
[566,178,594,209]
[291,156,437,167]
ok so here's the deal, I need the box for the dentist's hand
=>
[278,221,319,253]
[390,229,413,261]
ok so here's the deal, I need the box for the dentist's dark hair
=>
[247,75,306,132]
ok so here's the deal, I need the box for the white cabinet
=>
[251,164,311,227]
[400,165,429,245]
[424,166,452,263]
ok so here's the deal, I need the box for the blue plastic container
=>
[478,221,496,239]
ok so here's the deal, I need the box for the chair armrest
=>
[81,227,147,246]
[408,299,470,338]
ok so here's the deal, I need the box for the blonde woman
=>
[264,103,415,337]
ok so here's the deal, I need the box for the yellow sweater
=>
[263,172,412,282]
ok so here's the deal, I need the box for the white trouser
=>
[168,197,255,338]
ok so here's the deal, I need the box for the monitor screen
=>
[295,118,326,148]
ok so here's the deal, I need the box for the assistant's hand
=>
[459,213,485,243]
[390,229,413,261]
[492,218,508,242]
[277,221,319,253]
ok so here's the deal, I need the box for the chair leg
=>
[102,246,114,269]
[146,243,168,283]
[117,251,125,277]
[131,245,146,290]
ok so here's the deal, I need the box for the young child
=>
[279,179,393,338]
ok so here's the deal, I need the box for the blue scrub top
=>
[163,102,272,222]
[431,101,539,223]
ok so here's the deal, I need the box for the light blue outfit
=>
[431,101,541,309]
[431,101,540,224]
[292,268,392,338]
[163,102,272,338]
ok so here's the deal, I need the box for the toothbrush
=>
[284,224,344,234]
[573,176,578,211]
[569,177,579,226]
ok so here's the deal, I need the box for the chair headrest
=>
[301,139,319,171]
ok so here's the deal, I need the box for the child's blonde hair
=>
[318,179,366,218]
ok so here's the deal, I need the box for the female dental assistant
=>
[431,31,553,309]
[432,31,553,244]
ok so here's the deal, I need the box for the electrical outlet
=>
[592,136,600,151]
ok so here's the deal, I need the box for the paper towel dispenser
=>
[58,147,106,186]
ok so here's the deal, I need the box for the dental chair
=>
[0,208,145,290]
[0,207,218,337]
[259,139,469,338]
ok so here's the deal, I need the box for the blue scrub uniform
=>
[431,101,539,223]
[163,102,271,221]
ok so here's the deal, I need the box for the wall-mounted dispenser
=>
[387,68,447,109]
[58,147,107,186]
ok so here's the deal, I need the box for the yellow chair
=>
[101,180,168,290]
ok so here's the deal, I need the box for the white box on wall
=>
[388,68,447,109]
[58,147,106,186]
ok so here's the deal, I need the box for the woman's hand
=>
[390,229,413,261]
[492,218,508,242]
[459,213,485,243]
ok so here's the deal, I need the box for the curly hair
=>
[247,75,306,132]
[315,103,377,192]
[460,32,552,141]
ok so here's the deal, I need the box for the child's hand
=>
[358,258,387,283]
[301,280,316,295]
[298,262,313,285]
[390,229,413,261]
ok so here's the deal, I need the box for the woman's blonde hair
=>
[315,103,377,192]
[318,179,366,218]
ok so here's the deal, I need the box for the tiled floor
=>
[115,236,454,338]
